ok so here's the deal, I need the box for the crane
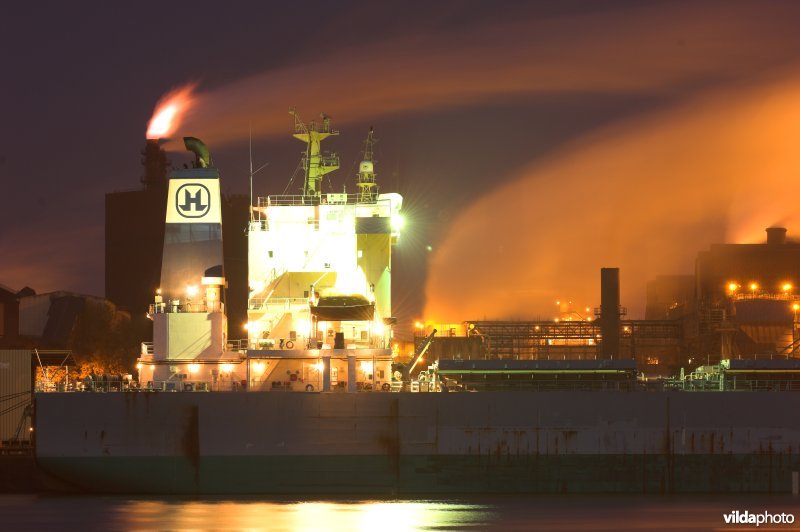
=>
[393,329,437,391]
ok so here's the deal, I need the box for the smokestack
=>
[140,139,169,191]
[600,267,620,360]
[766,227,787,245]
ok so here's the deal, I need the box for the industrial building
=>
[0,285,23,348]
[420,228,800,377]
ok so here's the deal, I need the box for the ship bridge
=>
[243,117,403,393]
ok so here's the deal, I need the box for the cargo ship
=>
[33,112,800,494]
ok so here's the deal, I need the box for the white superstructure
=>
[245,112,402,392]
[247,193,402,350]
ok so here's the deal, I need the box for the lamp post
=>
[749,282,758,299]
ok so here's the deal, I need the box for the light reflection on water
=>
[2,494,799,531]
[115,500,495,531]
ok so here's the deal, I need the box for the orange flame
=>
[146,84,196,139]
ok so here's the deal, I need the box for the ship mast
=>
[289,108,339,197]
[356,127,378,203]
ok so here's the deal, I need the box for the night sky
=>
[4,1,800,330]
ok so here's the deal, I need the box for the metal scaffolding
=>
[465,319,682,363]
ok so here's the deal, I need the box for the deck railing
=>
[149,301,223,314]
[34,376,800,393]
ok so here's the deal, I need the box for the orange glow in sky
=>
[423,74,800,321]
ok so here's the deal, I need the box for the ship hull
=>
[34,391,800,494]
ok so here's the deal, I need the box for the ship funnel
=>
[766,227,787,245]
[183,136,212,168]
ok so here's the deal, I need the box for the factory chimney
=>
[766,227,787,245]
[600,267,621,360]
[141,139,169,191]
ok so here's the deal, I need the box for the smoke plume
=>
[174,2,800,147]
[423,74,800,320]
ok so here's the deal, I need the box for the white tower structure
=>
[138,137,242,390]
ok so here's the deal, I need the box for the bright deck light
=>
[390,214,405,231]
[296,320,311,336]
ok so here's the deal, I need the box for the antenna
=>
[247,123,269,223]
[249,124,253,222]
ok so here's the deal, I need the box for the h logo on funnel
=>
[176,184,210,218]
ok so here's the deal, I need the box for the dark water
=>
[2,494,799,531]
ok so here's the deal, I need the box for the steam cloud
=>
[175,2,800,147]
[423,74,800,320]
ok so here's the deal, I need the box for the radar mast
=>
[356,127,378,203]
[289,108,340,197]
